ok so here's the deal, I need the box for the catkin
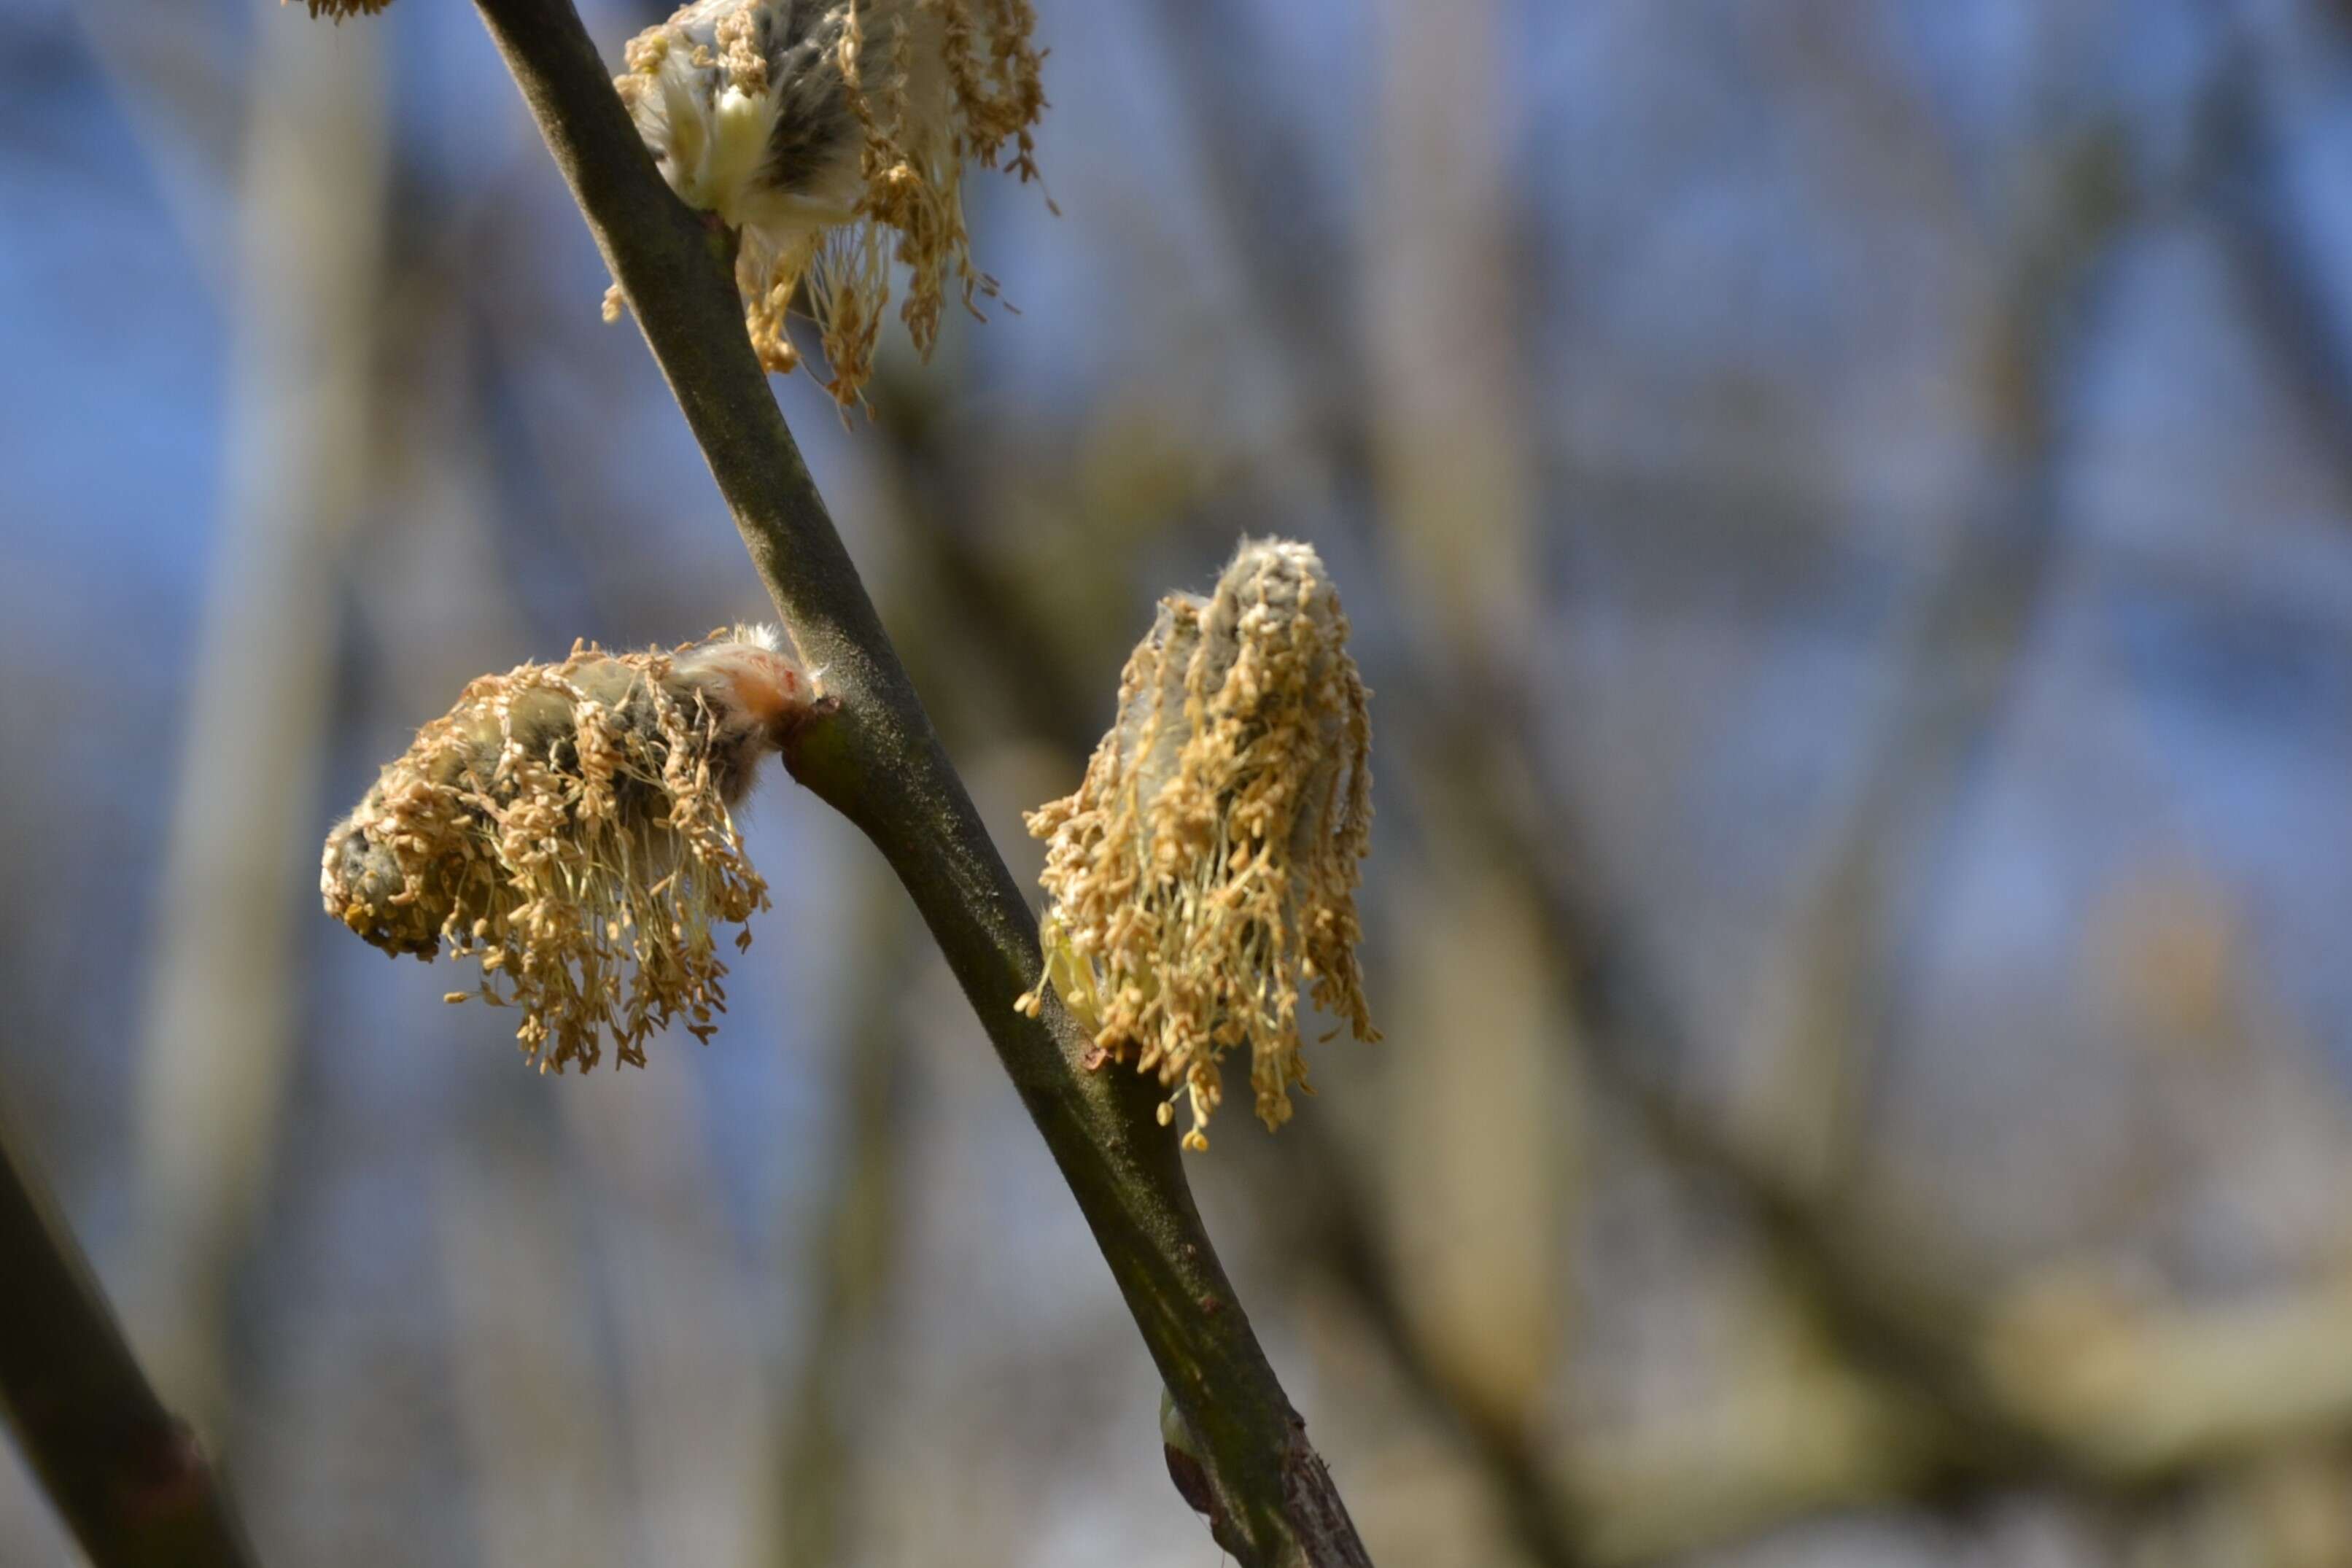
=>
[1018,541,1378,1149]
[322,626,817,1070]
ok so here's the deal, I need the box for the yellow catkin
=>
[612,0,1047,407]
[1017,541,1378,1149]
[322,626,816,1071]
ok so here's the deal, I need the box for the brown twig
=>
[461,2,1370,1561]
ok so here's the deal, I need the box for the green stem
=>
[464,2,1370,1561]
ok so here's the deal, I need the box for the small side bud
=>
[1018,540,1378,1149]
[1160,1384,1215,1521]
[321,626,819,1071]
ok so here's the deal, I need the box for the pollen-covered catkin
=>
[609,0,1046,407]
[1016,540,1378,1150]
[321,626,818,1071]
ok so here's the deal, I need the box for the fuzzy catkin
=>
[610,0,1046,406]
[1018,541,1378,1149]
[322,627,815,1071]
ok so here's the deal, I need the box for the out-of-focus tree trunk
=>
[128,0,388,1432]
[767,870,917,1568]
[1382,872,1567,1446]
[73,0,244,286]
[1362,5,1571,1560]
[435,1137,630,1568]
[1365,0,1536,660]
[562,1069,770,1568]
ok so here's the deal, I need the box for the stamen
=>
[321,626,818,1070]
[1015,541,1378,1148]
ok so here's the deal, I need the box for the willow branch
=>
[462,2,1368,1562]
[0,1118,257,1567]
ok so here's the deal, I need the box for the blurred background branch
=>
[0,1116,257,1567]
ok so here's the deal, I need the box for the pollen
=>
[1015,541,1378,1150]
[321,626,818,1072]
